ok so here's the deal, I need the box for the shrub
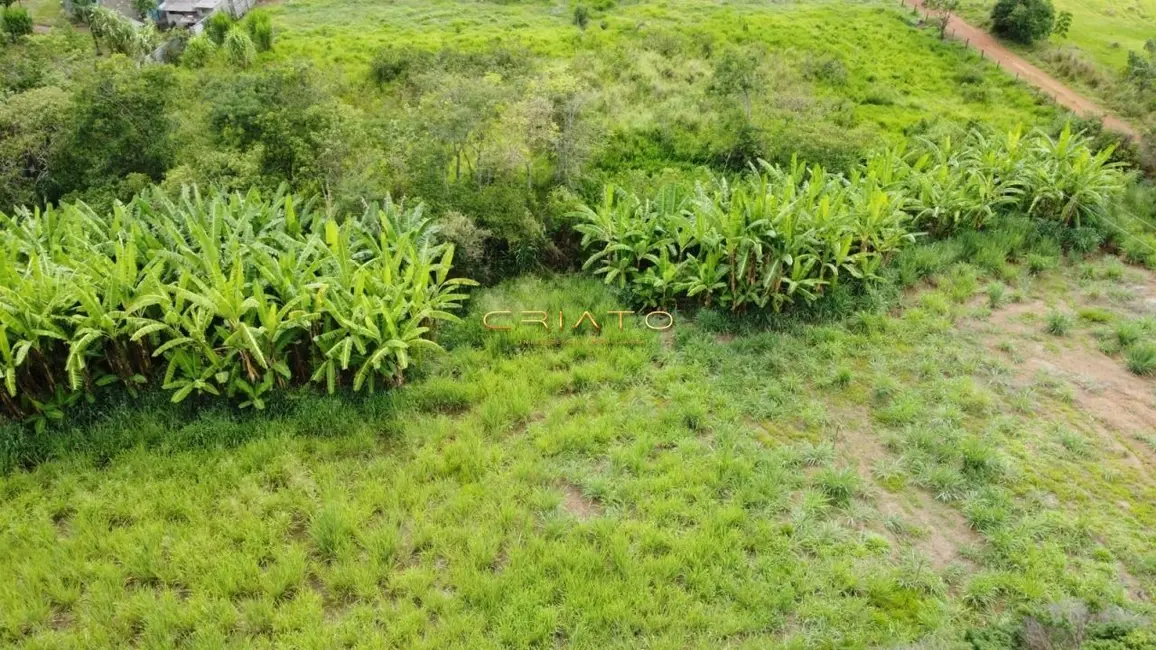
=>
[576,159,914,311]
[368,45,431,85]
[204,10,232,45]
[991,0,1055,44]
[1025,126,1128,228]
[815,468,861,506]
[1045,310,1071,336]
[245,9,273,52]
[573,5,589,29]
[987,282,1006,308]
[880,126,1127,235]
[1052,10,1072,38]
[0,187,474,424]
[1117,321,1142,347]
[182,34,216,68]
[578,127,1126,312]
[1,5,32,42]
[223,26,256,68]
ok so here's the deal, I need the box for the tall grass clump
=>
[1126,343,1156,376]
[0,186,473,424]
[245,9,273,52]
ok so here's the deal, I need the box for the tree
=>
[51,57,175,203]
[925,0,959,40]
[0,86,72,212]
[87,6,156,59]
[1,6,32,42]
[132,0,156,20]
[419,72,503,182]
[549,76,594,188]
[1127,39,1156,91]
[1052,10,1072,38]
[205,65,345,192]
[991,0,1055,44]
[504,93,558,190]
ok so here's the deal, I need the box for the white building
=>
[158,0,254,29]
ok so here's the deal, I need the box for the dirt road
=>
[903,0,1140,139]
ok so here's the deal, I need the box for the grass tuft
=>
[1125,343,1156,376]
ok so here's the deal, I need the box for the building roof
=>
[159,0,219,12]
[158,0,198,12]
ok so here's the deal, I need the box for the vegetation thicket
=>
[6,1,1156,647]
[578,127,1128,311]
[1,0,1061,283]
[990,0,1055,45]
[0,187,473,426]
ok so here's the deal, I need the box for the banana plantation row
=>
[0,126,1127,421]
[576,126,1126,311]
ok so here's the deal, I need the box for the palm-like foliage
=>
[877,126,1127,233]
[576,158,914,311]
[1025,126,1128,228]
[578,126,1127,312]
[0,187,474,423]
[87,6,158,60]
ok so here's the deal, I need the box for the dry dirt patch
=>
[559,482,603,521]
[967,270,1156,473]
[829,406,979,570]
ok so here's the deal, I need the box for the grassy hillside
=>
[269,0,1055,133]
[954,0,1156,138]
[958,0,1156,70]
[4,260,1156,647]
[5,0,1156,647]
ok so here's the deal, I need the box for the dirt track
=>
[903,0,1140,139]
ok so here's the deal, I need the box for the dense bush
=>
[181,33,216,68]
[578,127,1127,311]
[0,187,473,425]
[990,0,1055,44]
[576,160,915,311]
[877,126,1128,234]
[1,5,32,42]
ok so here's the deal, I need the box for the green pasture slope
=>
[958,0,1156,70]
[5,0,1156,648]
[267,0,1055,134]
[4,266,1156,648]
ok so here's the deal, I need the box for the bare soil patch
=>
[968,268,1156,474]
[559,482,602,521]
[830,406,980,570]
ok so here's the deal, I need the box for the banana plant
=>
[0,185,476,421]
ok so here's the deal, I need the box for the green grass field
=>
[21,0,64,26]
[267,0,1056,135]
[6,0,1156,646]
[958,0,1156,70]
[4,255,1156,647]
